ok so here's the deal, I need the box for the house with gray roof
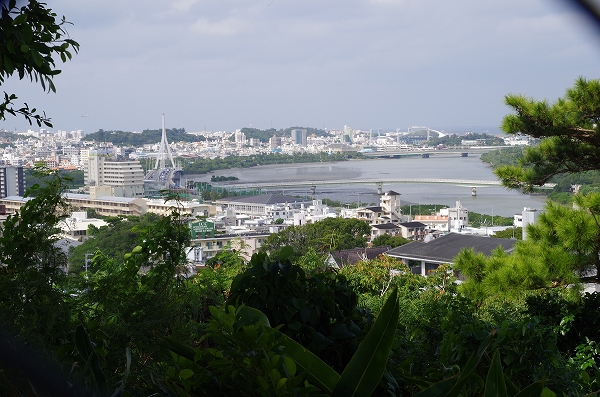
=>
[385,233,516,276]
[327,246,392,268]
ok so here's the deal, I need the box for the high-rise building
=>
[291,129,307,146]
[0,166,25,198]
[84,150,145,198]
[269,135,282,149]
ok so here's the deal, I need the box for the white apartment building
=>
[441,200,469,232]
[145,199,212,217]
[84,150,145,198]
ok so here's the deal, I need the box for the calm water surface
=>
[192,155,547,217]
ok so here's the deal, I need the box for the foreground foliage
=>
[0,0,79,126]
[2,171,600,396]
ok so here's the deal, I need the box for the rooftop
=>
[386,233,516,264]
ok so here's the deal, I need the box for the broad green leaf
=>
[237,305,271,327]
[484,350,507,397]
[331,288,399,397]
[164,336,196,361]
[414,376,460,397]
[415,331,496,397]
[12,14,27,25]
[514,381,545,397]
[75,325,108,397]
[179,369,194,380]
[538,387,554,397]
[279,246,295,260]
[284,356,297,377]
[280,334,340,394]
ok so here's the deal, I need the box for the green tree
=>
[260,218,371,255]
[69,213,163,271]
[491,226,522,240]
[453,194,600,303]
[496,77,600,192]
[227,248,373,373]
[371,233,410,248]
[0,0,79,127]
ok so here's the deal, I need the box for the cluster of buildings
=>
[0,124,539,278]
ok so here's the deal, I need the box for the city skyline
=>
[1,0,600,134]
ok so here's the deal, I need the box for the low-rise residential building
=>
[371,223,402,239]
[327,246,391,268]
[348,190,402,226]
[0,193,147,217]
[145,199,212,217]
[441,200,469,232]
[385,233,516,276]
[413,215,450,231]
[191,232,270,260]
[216,194,311,218]
[57,212,108,241]
[397,221,427,241]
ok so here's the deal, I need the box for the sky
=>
[2,0,600,134]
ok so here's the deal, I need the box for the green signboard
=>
[189,220,215,239]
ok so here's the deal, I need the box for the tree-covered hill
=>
[82,128,205,146]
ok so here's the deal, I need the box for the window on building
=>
[407,259,421,275]
[426,263,439,274]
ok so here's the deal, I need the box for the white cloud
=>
[189,18,246,36]
[171,0,198,12]
[496,13,573,36]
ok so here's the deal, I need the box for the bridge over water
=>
[214,178,555,194]
[215,178,504,190]
[360,146,510,158]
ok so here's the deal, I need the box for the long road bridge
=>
[360,146,510,158]
[213,178,555,194]
[215,178,503,190]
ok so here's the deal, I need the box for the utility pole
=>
[84,253,93,280]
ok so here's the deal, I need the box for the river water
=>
[191,155,547,217]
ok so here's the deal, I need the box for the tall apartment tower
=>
[0,166,25,198]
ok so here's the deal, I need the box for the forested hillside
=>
[83,128,205,146]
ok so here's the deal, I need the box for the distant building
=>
[84,150,145,198]
[269,135,282,149]
[353,190,402,225]
[522,207,540,240]
[327,246,391,268]
[216,194,310,217]
[0,166,25,198]
[413,214,450,231]
[397,221,427,241]
[57,212,107,241]
[191,232,270,261]
[441,200,468,232]
[291,129,307,146]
